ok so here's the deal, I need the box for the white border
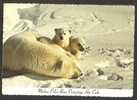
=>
[2,87,133,97]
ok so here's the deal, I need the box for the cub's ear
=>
[54,28,62,33]
[54,28,58,33]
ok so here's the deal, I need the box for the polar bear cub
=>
[37,28,87,59]
[52,28,72,50]
[67,37,86,59]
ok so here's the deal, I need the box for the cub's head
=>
[70,37,86,52]
[54,28,72,42]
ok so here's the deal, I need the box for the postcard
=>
[2,3,134,97]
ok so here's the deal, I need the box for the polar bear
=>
[2,31,82,79]
[66,37,86,59]
[52,28,72,50]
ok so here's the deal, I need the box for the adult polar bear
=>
[3,31,82,79]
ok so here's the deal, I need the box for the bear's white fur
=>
[3,31,82,79]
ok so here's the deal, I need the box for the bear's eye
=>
[68,30,71,33]
[64,33,66,35]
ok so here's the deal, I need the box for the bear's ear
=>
[54,28,62,33]
[54,28,58,33]
[53,60,64,72]
[57,60,63,68]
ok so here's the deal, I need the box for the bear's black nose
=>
[80,46,85,51]
[80,73,83,76]
[60,36,63,40]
